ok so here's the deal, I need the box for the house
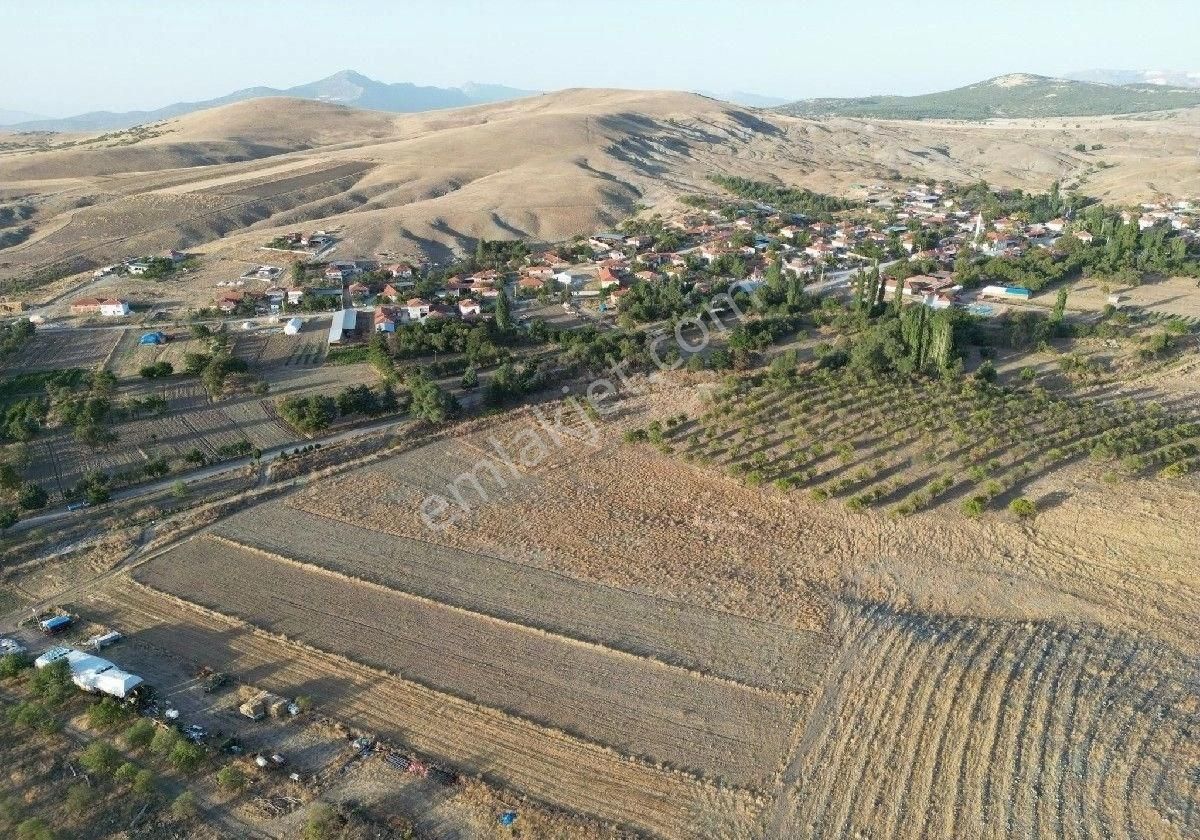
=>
[553,271,581,287]
[168,249,188,264]
[517,275,546,293]
[458,299,482,318]
[348,282,371,298]
[374,306,399,333]
[1046,218,1066,233]
[127,261,151,275]
[328,308,358,344]
[383,263,414,279]
[70,297,130,317]
[597,267,621,289]
[379,282,413,300]
[216,291,248,313]
[1074,230,1094,244]
[402,298,431,323]
[525,265,554,280]
[324,261,359,281]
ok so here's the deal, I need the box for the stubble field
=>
[79,375,1200,838]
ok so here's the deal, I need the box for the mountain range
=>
[0,71,541,132]
[776,73,1200,120]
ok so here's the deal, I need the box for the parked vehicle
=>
[87,631,122,651]
[38,614,72,634]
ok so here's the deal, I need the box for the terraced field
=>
[132,536,803,788]
[83,580,766,839]
[769,601,1200,839]
[213,503,829,691]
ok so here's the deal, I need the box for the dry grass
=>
[5,89,1200,293]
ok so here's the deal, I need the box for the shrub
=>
[79,740,121,776]
[1008,497,1037,519]
[132,769,157,798]
[65,782,95,815]
[124,719,156,751]
[216,765,246,791]
[87,697,129,730]
[1159,461,1189,479]
[114,761,140,785]
[960,496,986,517]
[170,791,196,820]
[149,727,180,757]
[0,652,29,679]
[169,741,205,773]
[16,817,54,840]
[30,659,72,705]
[17,483,47,510]
[303,804,341,840]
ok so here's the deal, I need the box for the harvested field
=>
[133,536,801,788]
[214,502,830,692]
[768,600,1200,840]
[0,327,119,372]
[83,580,765,839]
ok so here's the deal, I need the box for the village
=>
[48,181,1200,351]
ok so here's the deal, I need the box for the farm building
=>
[979,285,1032,301]
[284,317,304,335]
[70,297,130,317]
[328,308,358,344]
[139,331,167,345]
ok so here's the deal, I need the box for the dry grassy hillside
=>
[2,89,1199,289]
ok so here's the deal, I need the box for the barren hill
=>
[3,88,1199,288]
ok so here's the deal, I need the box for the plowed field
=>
[133,536,801,788]
[82,580,765,839]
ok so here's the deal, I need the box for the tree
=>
[407,372,458,424]
[17,483,47,511]
[1050,286,1069,329]
[278,394,337,434]
[459,365,479,390]
[0,463,21,490]
[494,288,513,331]
[0,507,17,530]
[79,740,122,776]
[171,481,188,501]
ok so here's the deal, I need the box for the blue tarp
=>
[498,811,518,826]
[139,331,166,345]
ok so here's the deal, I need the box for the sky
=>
[3,0,1200,117]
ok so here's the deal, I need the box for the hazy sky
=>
[4,0,1200,116]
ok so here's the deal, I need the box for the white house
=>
[402,298,431,323]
